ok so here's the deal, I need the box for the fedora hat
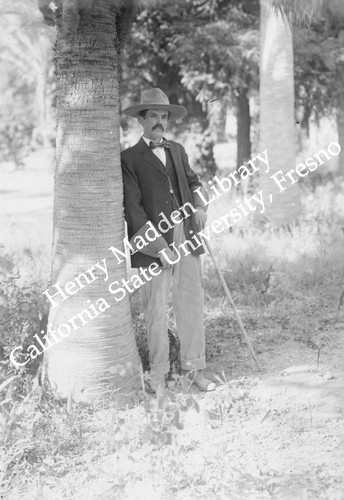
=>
[123,88,187,121]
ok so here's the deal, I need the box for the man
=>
[121,88,216,392]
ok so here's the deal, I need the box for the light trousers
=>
[141,221,206,376]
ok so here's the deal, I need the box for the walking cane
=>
[203,239,263,372]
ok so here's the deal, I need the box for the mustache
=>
[152,124,164,131]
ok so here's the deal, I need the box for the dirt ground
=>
[12,320,341,500]
[93,325,344,500]
[203,327,344,499]
[196,296,344,497]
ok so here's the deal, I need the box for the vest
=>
[165,148,182,210]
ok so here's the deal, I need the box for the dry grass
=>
[1,171,344,498]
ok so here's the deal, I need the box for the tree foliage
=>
[293,1,344,142]
[120,0,259,175]
[2,0,342,173]
[0,0,55,165]
[122,0,258,113]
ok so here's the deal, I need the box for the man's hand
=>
[194,208,207,230]
[159,247,178,269]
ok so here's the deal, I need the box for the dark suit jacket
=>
[121,138,206,268]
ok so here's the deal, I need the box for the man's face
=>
[138,109,169,142]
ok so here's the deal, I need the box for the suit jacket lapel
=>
[168,142,181,173]
[168,142,185,195]
[136,138,168,177]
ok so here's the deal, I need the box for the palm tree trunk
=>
[259,0,301,225]
[43,1,141,402]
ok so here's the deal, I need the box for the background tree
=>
[258,0,326,226]
[259,0,302,226]
[174,0,259,170]
[120,2,217,178]
[121,0,259,176]
[294,2,344,171]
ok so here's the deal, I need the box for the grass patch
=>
[1,181,344,498]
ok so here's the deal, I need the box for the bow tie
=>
[149,139,170,149]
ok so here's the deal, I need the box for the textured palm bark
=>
[44,1,141,401]
[259,0,301,225]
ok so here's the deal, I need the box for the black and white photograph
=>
[0,0,344,498]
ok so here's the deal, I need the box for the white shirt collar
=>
[142,136,165,147]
